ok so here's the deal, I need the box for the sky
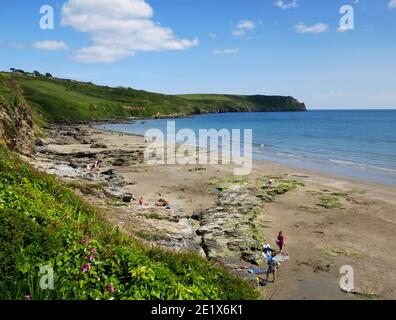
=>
[0,0,395,109]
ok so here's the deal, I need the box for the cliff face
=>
[178,94,307,114]
[0,76,35,156]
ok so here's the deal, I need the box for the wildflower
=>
[105,284,115,294]
[81,236,90,245]
[89,254,95,262]
[82,263,91,273]
[89,248,97,254]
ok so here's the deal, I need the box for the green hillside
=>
[3,71,306,123]
[179,94,307,113]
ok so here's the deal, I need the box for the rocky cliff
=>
[0,76,35,156]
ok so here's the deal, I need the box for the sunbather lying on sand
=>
[155,199,170,208]
[139,197,149,208]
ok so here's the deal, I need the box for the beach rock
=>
[257,193,274,203]
[101,169,118,176]
[105,174,126,187]
[53,135,80,145]
[91,143,108,149]
[242,251,263,266]
[35,138,46,147]
[81,139,93,145]
[196,185,265,267]
[84,173,100,181]
[103,187,130,199]
[113,157,129,166]
[191,211,201,221]
[122,194,135,203]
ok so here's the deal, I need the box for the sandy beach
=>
[28,124,396,300]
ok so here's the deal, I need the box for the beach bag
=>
[259,279,267,287]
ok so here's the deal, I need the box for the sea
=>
[95,110,396,186]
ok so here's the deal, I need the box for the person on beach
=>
[156,199,169,208]
[262,244,276,262]
[275,231,285,253]
[266,252,280,283]
[89,160,101,172]
[139,197,149,208]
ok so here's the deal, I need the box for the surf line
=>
[144,121,253,176]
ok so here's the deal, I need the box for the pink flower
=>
[81,236,90,245]
[89,248,97,254]
[82,263,91,273]
[89,254,94,262]
[105,284,115,294]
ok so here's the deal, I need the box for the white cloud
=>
[212,48,239,55]
[274,0,298,9]
[233,20,256,37]
[388,0,396,8]
[61,0,199,63]
[33,41,69,51]
[208,33,218,39]
[295,22,329,33]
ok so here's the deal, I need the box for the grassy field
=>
[0,145,260,300]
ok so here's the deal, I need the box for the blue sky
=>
[0,0,395,109]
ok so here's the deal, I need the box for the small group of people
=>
[259,231,286,284]
[87,160,101,172]
[138,197,171,210]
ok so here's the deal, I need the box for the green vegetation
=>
[0,146,260,300]
[318,196,343,209]
[178,94,306,113]
[331,192,349,197]
[266,179,305,196]
[318,246,364,258]
[2,71,305,123]
[213,176,251,191]
[353,292,380,300]
[306,190,324,196]
[348,188,367,195]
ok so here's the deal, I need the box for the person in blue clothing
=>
[266,252,280,283]
[262,244,276,261]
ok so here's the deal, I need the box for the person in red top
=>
[276,231,285,253]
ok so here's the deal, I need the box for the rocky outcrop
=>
[0,78,36,155]
[196,185,266,269]
[31,125,204,255]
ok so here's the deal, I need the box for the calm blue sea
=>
[96,110,396,185]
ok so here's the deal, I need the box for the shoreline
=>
[29,123,396,300]
[91,122,396,188]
